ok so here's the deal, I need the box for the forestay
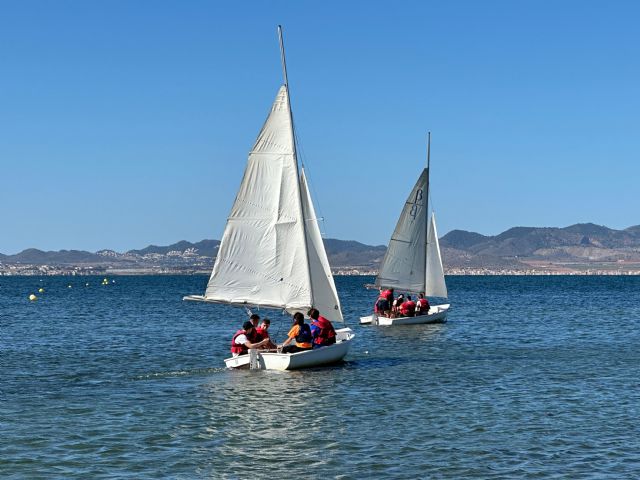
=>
[376,168,429,293]
[425,213,448,298]
[203,86,313,311]
[300,169,344,323]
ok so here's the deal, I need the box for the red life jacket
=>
[383,289,394,302]
[255,327,269,341]
[311,316,336,346]
[231,329,249,355]
[417,298,430,312]
[400,300,416,317]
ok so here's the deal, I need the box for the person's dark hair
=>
[250,314,260,321]
[407,295,412,301]
[262,318,270,325]
[419,293,424,298]
[307,308,319,320]
[293,312,304,325]
[242,320,253,330]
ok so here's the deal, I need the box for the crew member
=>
[280,312,313,353]
[255,318,277,349]
[416,293,430,315]
[308,308,337,348]
[230,321,269,356]
[400,295,416,317]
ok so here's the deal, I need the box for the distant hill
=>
[440,223,640,267]
[127,239,221,257]
[2,248,103,264]
[323,239,386,267]
[3,223,640,272]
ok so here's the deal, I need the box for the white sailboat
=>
[360,133,450,326]
[184,26,354,369]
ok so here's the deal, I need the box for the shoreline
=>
[2,267,640,276]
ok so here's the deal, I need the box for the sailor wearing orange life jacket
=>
[308,308,337,348]
[416,293,431,316]
[230,321,269,357]
[400,295,417,317]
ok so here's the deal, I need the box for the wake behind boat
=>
[360,133,450,326]
[184,26,354,369]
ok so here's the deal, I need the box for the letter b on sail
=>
[410,188,424,219]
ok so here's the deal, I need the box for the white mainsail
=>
[300,169,344,323]
[425,213,448,298]
[375,168,429,293]
[203,86,313,312]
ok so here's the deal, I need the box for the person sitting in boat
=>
[374,288,391,317]
[392,294,404,316]
[400,295,416,317]
[255,318,277,350]
[384,288,394,304]
[308,308,337,348]
[374,296,390,317]
[249,313,260,329]
[279,312,313,354]
[231,321,269,357]
[415,293,430,316]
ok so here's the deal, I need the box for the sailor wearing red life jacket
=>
[400,295,417,317]
[254,318,269,341]
[374,288,391,314]
[230,321,268,356]
[308,308,337,348]
[255,318,277,349]
[384,288,394,303]
[416,293,430,315]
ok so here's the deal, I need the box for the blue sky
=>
[1,1,639,254]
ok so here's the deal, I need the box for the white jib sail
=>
[376,168,428,293]
[203,85,313,311]
[299,169,344,323]
[425,212,448,298]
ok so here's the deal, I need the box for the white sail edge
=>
[300,169,344,323]
[425,212,448,298]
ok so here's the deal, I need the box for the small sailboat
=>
[360,133,450,326]
[184,26,354,369]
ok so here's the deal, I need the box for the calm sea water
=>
[2,275,640,478]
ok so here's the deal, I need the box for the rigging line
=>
[294,127,328,237]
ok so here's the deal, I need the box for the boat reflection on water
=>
[195,367,352,470]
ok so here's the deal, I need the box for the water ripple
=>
[2,275,640,478]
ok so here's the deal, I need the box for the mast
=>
[278,25,315,309]
[424,132,431,293]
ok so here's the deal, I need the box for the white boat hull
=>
[360,304,450,326]
[224,327,355,370]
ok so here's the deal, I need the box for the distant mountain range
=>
[439,223,640,271]
[2,223,640,273]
